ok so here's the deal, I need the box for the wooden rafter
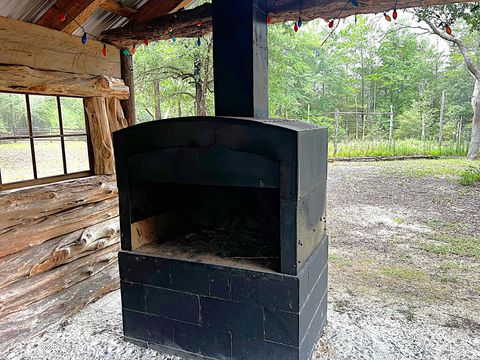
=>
[35,0,101,32]
[100,0,137,18]
[101,3,211,47]
[129,0,193,25]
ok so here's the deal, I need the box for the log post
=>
[120,52,136,126]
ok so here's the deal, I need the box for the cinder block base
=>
[119,236,328,360]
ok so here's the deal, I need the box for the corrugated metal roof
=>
[0,0,149,37]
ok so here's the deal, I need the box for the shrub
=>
[459,165,480,186]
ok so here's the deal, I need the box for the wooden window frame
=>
[0,92,93,191]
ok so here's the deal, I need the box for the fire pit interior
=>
[129,182,280,271]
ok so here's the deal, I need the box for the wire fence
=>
[310,108,469,158]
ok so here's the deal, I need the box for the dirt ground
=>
[6,159,480,360]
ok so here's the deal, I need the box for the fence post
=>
[439,90,445,151]
[421,112,426,146]
[334,109,339,156]
[307,104,310,123]
[388,105,394,149]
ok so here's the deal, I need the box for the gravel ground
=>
[6,159,480,360]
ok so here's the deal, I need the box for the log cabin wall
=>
[0,16,129,354]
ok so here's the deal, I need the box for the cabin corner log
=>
[84,97,128,175]
[0,262,119,355]
[0,65,129,99]
[0,176,118,259]
[0,218,120,290]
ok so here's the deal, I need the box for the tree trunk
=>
[439,90,445,150]
[154,80,162,119]
[467,80,480,160]
[194,55,206,116]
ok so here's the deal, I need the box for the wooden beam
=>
[0,262,118,355]
[102,0,474,43]
[0,175,118,259]
[101,3,212,47]
[35,0,101,32]
[0,16,121,77]
[0,218,119,290]
[0,65,129,99]
[130,0,189,25]
[62,0,108,34]
[100,0,137,18]
[120,52,136,125]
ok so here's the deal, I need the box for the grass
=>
[330,139,467,158]
[380,266,429,282]
[459,165,480,186]
[421,234,480,258]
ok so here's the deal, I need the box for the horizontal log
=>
[0,65,129,99]
[0,175,116,232]
[0,244,119,318]
[0,197,119,259]
[0,16,120,77]
[101,3,212,47]
[101,0,473,45]
[0,218,120,290]
[0,262,119,355]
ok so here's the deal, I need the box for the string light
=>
[351,0,359,7]
[197,20,202,27]
[293,21,299,32]
[122,48,130,56]
[102,44,107,56]
[130,45,136,55]
[143,39,149,46]
[58,12,66,22]
[267,15,271,24]
[196,37,201,46]
[392,8,398,20]
[172,37,176,42]
[81,33,88,44]
[384,13,392,22]
[298,16,303,27]
[328,19,334,28]
[445,24,452,35]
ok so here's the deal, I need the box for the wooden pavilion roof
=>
[0,0,474,47]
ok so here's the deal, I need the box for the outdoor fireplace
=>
[114,116,328,359]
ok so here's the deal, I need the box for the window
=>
[0,93,92,190]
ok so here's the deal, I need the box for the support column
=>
[212,0,268,118]
[120,51,136,126]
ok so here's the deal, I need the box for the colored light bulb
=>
[392,9,398,20]
[298,17,302,27]
[196,37,201,46]
[102,44,107,56]
[384,13,392,22]
[197,21,202,27]
[130,45,136,55]
[328,20,334,28]
[445,25,452,35]
[58,12,66,22]
[82,33,87,44]
[351,0,359,7]
[122,48,130,56]
[294,22,299,32]
[267,15,271,24]
[172,37,176,42]
[143,39,149,46]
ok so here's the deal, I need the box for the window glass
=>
[65,135,90,173]
[60,97,86,134]
[0,93,28,138]
[0,139,34,183]
[33,138,64,178]
[29,95,60,136]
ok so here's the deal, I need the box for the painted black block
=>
[231,335,299,360]
[120,281,144,312]
[201,297,264,339]
[145,286,200,324]
[174,321,232,359]
[119,238,328,359]
[118,251,170,287]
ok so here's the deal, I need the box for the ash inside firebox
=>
[137,226,280,272]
